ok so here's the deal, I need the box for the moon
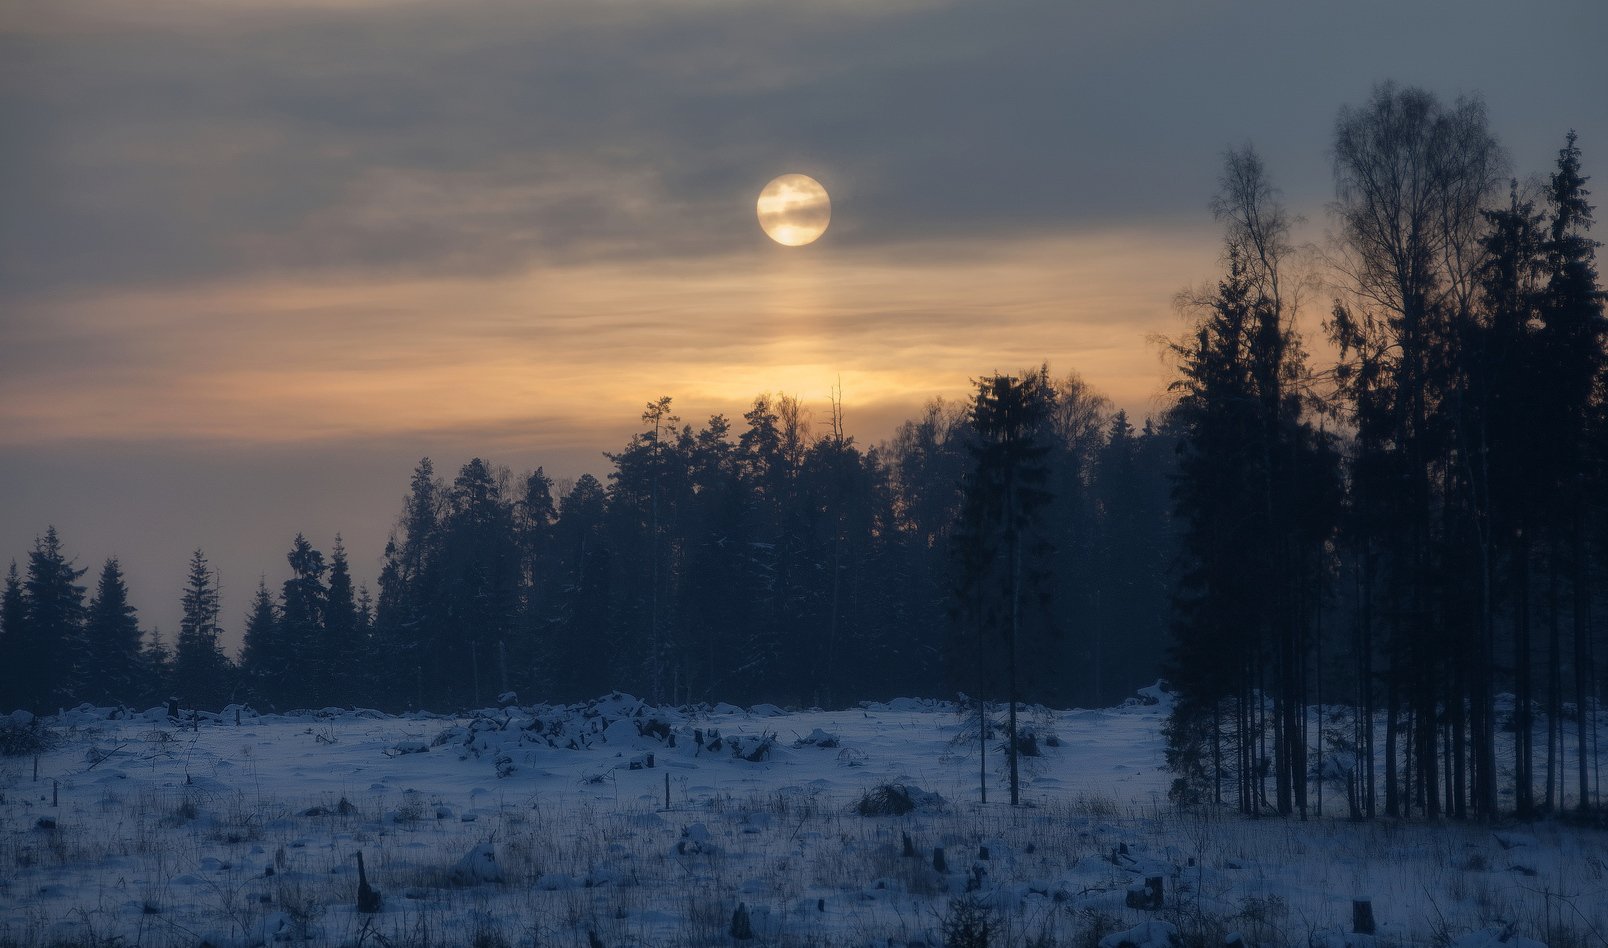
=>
[757,174,831,246]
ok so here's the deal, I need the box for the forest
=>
[2,83,1604,823]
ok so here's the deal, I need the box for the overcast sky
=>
[3,0,1605,644]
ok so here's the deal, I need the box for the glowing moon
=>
[757,174,831,246]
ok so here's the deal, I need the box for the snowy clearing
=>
[0,694,1603,947]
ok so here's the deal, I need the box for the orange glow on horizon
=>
[1,230,1219,449]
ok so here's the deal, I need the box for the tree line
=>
[1,81,1602,822]
[0,387,1176,717]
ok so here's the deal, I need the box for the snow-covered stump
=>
[453,842,502,884]
[730,902,753,940]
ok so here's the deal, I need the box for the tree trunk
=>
[1548,538,1563,812]
[1008,521,1021,807]
[1515,537,1534,817]
[1573,515,1591,813]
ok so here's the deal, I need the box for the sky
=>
[2,0,1605,645]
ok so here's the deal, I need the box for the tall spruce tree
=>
[22,527,88,711]
[83,558,143,705]
[554,473,611,701]
[279,535,328,708]
[238,579,283,707]
[139,628,173,709]
[957,368,1056,806]
[1539,131,1605,813]
[1470,182,1550,817]
[0,562,25,710]
[324,536,361,704]
[173,549,232,710]
[426,460,520,707]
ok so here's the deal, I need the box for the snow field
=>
[0,696,1603,947]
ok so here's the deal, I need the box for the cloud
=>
[10,0,1597,298]
[0,229,1217,446]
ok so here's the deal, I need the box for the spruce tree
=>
[426,460,520,707]
[324,535,360,704]
[173,549,232,710]
[139,628,173,709]
[22,527,88,711]
[0,562,27,711]
[371,540,411,709]
[238,579,282,707]
[957,368,1056,806]
[1471,183,1549,817]
[279,534,328,708]
[1540,131,1605,813]
[83,558,143,705]
[554,474,611,701]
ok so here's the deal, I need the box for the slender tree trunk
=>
[1515,537,1534,817]
[1008,520,1021,807]
[1548,536,1563,811]
[1212,712,1223,806]
[1385,668,1400,818]
[1239,689,1251,815]
[1362,550,1376,818]
[1573,513,1591,813]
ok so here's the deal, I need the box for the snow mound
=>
[1128,680,1175,709]
[1447,928,1546,948]
[1099,920,1179,948]
[453,841,502,884]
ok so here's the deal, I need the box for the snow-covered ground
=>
[0,693,1602,947]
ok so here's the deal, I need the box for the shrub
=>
[856,783,945,816]
[942,895,995,948]
[857,783,917,815]
[0,714,53,757]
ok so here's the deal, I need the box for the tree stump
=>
[730,902,753,940]
[355,851,382,913]
[1352,897,1375,935]
[1124,875,1164,909]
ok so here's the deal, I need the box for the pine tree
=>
[422,460,520,707]
[605,399,686,702]
[1470,182,1549,817]
[83,558,143,705]
[958,368,1056,806]
[21,527,88,711]
[324,535,360,704]
[238,579,281,707]
[0,562,27,711]
[553,474,611,701]
[139,628,172,709]
[371,540,411,709]
[1540,131,1606,813]
[374,459,442,709]
[279,534,328,708]
[515,467,558,691]
[173,549,232,710]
